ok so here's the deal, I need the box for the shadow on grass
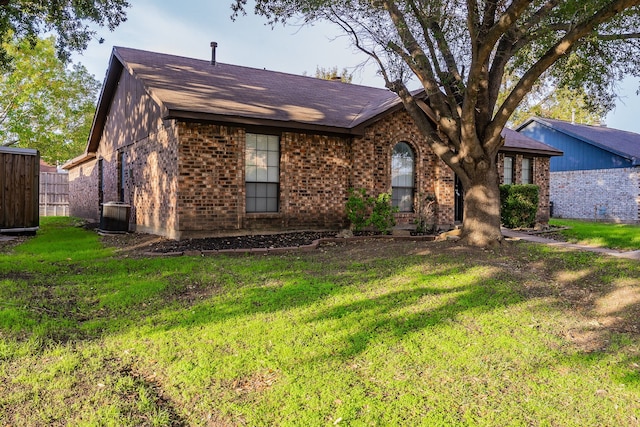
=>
[2,221,640,395]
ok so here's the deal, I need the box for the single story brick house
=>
[63,46,561,239]
[518,117,640,222]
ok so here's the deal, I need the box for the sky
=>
[71,0,640,134]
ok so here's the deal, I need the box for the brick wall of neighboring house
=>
[67,159,99,220]
[550,167,640,223]
[498,153,551,223]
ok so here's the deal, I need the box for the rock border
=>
[141,234,437,257]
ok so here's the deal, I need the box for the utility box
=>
[100,202,130,233]
[0,147,40,233]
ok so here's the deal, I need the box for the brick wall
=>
[173,110,456,237]
[176,122,244,235]
[68,159,99,220]
[128,124,180,237]
[279,132,351,229]
[173,123,352,237]
[351,109,454,228]
[550,167,640,222]
[67,68,180,237]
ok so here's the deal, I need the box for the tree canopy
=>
[0,0,129,68]
[501,76,607,126]
[0,36,100,164]
[312,65,354,82]
[233,0,640,246]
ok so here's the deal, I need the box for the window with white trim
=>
[391,142,415,212]
[245,133,279,213]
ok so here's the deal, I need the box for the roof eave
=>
[164,110,363,136]
[500,146,564,157]
[61,152,97,170]
[85,50,125,154]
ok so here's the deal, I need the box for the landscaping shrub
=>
[500,184,539,228]
[345,188,397,233]
[368,193,397,234]
[414,193,437,234]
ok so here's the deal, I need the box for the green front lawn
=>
[550,218,640,251]
[1,218,639,426]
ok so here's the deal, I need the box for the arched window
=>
[391,142,415,212]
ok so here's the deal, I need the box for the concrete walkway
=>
[502,228,640,260]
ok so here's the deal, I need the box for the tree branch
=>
[478,0,531,63]
[487,0,562,110]
[489,0,640,151]
[407,1,462,129]
[598,31,640,40]
[381,0,454,118]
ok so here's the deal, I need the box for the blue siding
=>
[519,122,632,172]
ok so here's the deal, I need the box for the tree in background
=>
[501,73,607,126]
[0,0,129,68]
[233,0,640,247]
[0,37,100,164]
[314,66,353,83]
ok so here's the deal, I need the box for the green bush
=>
[345,188,370,231]
[500,184,539,229]
[345,188,397,234]
[368,193,397,234]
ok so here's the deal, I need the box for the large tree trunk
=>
[459,159,503,247]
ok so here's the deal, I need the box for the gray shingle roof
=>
[501,128,563,156]
[518,117,640,161]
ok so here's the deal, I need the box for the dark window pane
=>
[246,182,279,213]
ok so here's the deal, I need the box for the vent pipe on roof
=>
[210,41,218,66]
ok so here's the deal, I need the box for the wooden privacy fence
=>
[0,147,40,231]
[40,172,69,216]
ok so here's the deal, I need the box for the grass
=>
[1,217,639,426]
[550,218,640,251]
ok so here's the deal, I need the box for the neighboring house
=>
[518,117,640,223]
[63,46,561,239]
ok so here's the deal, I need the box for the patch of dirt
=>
[0,234,31,253]
[510,225,571,243]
